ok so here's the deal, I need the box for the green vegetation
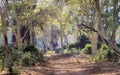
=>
[0,45,43,72]
[64,48,80,54]
[0,0,120,74]
[18,45,43,66]
[0,46,5,71]
[92,44,118,62]
[64,34,91,54]
[12,67,21,75]
[80,44,92,54]
[64,34,90,50]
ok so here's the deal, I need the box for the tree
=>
[81,0,120,55]
[9,0,37,49]
[48,0,72,54]
[0,0,12,72]
[65,0,99,54]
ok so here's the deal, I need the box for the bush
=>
[20,52,34,66]
[80,44,92,54]
[0,45,44,68]
[20,45,43,66]
[0,46,5,71]
[12,66,21,75]
[64,34,90,50]
[23,45,38,54]
[0,59,4,71]
[0,46,5,60]
[117,43,120,48]
[77,34,90,49]
[64,48,80,54]
[92,44,118,62]
[11,50,22,66]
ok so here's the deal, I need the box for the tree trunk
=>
[1,16,10,69]
[87,8,98,54]
[12,0,22,50]
[29,4,33,45]
[94,0,106,38]
[30,23,33,45]
[60,33,64,54]
[88,33,98,54]
[111,0,118,43]
[0,0,12,72]
[60,17,64,54]
[1,15,9,58]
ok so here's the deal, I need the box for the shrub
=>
[0,59,4,71]
[19,52,34,66]
[77,34,90,49]
[117,43,120,48]
[0,45,43,68]
[0,46,5,60]
[0,46,5,71]
[23,45,38,54]
[92,44,118,62]
[12,66,21,75]
[64,48,80,54]
[20,45,43,66]
[64,34,90,50]
[11,50,22,66]
[80,44,92,54]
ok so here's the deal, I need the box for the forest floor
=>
[1,53,120,75]
[19,53,120,75]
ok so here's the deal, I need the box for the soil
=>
[1,53,120,75]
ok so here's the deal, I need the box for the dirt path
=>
[18,53,120,75]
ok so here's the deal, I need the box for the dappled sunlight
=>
[18,53,120,75]
[0,0,120,75]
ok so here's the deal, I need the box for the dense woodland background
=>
[0,0,120,75]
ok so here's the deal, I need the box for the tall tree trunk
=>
[60,33,64,54]
[59,6,64,54]
[88,33,98,54]
[30,23,33,45]
[0,0,12,72]
[60,14,64,54]
[111,0,118,43]
[87,9,98,54]
[29,3,33,45]
[94,0,106,38]
[1,15,10,69]
[12,0,22,50]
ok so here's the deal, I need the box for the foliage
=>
[0,59,4,71]
[12,66,21,75]
[80,44,92,54]
[23,45,38,54]
[64,34,90,50]
[0,46,5,60]
[64,48,80,54]
[0,45,44,68]
[65,43,76,50]
[19,52,35,66]
[0,46,5,71]
[77,34,90,49]
[92,44,118,62]
[116,44,120,48]
[11,50,22,66]
[55,48,61,54]
[63,34,90,54]
[20,45,43,66]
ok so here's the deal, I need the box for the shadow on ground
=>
[19,53,120,75]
